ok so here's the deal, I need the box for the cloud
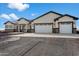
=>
[0,13,19,20]
[0,14,11,20]
[9,13,19,20]
[31,13,36,16]
[8,3,29,11]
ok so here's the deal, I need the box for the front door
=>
[18,24,25,32]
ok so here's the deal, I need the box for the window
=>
[5,25,8,29]
[5,25,14,29]
[32,25,34,29]
[9,25,13,28]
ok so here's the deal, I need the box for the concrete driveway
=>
[10,33,79,38]
[0,37,79,56]
[0,33,79,56]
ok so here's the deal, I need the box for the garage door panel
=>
[60,23,72,33]
[35,24,52,33]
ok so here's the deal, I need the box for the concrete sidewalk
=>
[10,33,79,38]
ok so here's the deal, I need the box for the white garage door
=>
[35,24,52,33]
[60,23,72,33]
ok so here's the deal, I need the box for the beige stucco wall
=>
[55,16,76,28]
[5,23,15,29]
[24,24,30,29]
[16,19,29,24]
[16,19,30,29]
[5,22,14,25]
[31,13,61,29]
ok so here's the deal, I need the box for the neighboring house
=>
[4,21,16,32]
[4,18,30,32]
[4,11,78,33]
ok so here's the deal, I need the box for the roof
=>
[4,18,30,25]
[17,17,30,22]
[4,11,79,24]
[54,14,78,21]
[4,21,15,24]
[31,11,63,22]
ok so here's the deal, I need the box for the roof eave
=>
[64,14,78,20]
[17,17,30,22]
[4,21,15,24]
[54,14,79,21]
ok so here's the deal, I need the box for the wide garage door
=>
[35,24,52,33]
[59,23,72,33]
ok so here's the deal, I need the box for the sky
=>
[0,3,79,30]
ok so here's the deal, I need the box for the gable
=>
[57,16,75,22]
[32,13,61,23]
[55,14,78,22]
[55,16,77,28]
[5,22,14,25]
[17,18,29,24]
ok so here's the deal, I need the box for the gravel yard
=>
[0,35,79,56]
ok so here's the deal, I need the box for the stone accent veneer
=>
[53,28,59,33]
[72,28,76,33]
[5,29,17,32]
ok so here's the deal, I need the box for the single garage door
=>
[59,23,72,33]
[35,24,53,33]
